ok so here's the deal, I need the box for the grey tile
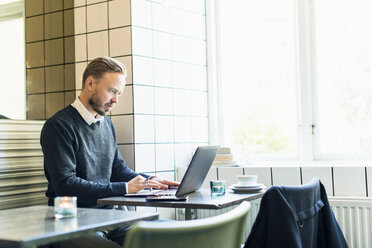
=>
[27,94,45,120]
[64,0,74,9]
[27,68,44,94]
[45,38,64,66]
[46,92,65,118]
[64,9,74,36]
[44,0,63,13]
[25,0,43,17]
[64,64,75,91]
[64,36,75,64]
[64,91,76,107]
[45,65,64,92]
[26,41,44,68]
[26,16,43,42]
[44,12,63,39]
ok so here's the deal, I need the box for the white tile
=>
[87,31,109,60]
[173,0,205,13]
[111,85,133,115]
[133,85,154,114]
[131,0,152,28]
[302,167,333,196]
[191,117,208,143]
[132,27,153,57]
[154,87,173,115]
[152,2,171,32]
[172,62,189,89]
[155,115,174,143]
[118,144,134,171]
[272,167,301,186]
[202,167,218,189]
[155,144,175,171]
[115,56,133,85]
[333,167,366,197]
[153,59,172,87]
[172,35,189,62]
[171,8,189,36]
[173,89,191,116]
[244,167,272,187]
[74,0,85,8]
[188,13,206,39]
[175,144,193,168]
[156,171,175,181]
[109,27,131,57]
[174,116,192,142]
[74,34,87,62]
[189,65,207,91]
[75,62,87,90]
[217,167,244,188]
[135,144,155,172]
[111,115,134,143]
[74,7,86,34]
[134,115,155,143]
[153,31,172,60]
[109,0,131,28]
[87,2,107,32]
[132,56,153,85]
[189,39,206,65]
[191,91,208,117]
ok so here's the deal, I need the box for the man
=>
[40,57,179,247]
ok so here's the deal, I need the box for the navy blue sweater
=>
[41,105,141,208]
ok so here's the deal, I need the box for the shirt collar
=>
[71,97,104,126]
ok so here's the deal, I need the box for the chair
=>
[244,177,348,248]
[123,201,251,248]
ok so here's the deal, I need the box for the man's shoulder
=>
[44,105,79,128]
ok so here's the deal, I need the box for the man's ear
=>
[85,76,95,91]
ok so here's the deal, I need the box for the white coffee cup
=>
[237,175,258,186]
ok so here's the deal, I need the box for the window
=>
[209,0,372,160]
[0,0,25,119]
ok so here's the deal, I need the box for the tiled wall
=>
[25,0,209,184]
[178,165,371,197]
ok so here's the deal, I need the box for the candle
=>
[54,196,77,219]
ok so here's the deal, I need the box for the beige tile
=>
[74,0,86,7]
[64,9,74,36]
[109,0,131,28]
[111,85,133,115]
[25,0,43,17]
[45,65,64,92]
[75,62,87,90]
[87,0,105,4]
[118,144,134,170]
[74,7,86,35]
[87,2,108,32]
[111,115,134,143]
[75,34,87,62]
[46,92,65,118]
[45,38,64,66]
[109,27,131,57]
[27,94,45,120]
[64,36,75,64]
[26,41,44,68]
[115,56,132,85]
[87,31,109,60]
[44,0,63,13]
[64,91,76,106]
[44,12,63,39]
[64,0,74,9]
[64,64,76,91]
[26,16,43,42]
[27,68,44,94]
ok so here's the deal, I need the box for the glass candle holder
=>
[54,196,77,219]
[210,180,226,196]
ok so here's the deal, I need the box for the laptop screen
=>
[175,145,219,197]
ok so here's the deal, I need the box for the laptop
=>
[125,145,219,200]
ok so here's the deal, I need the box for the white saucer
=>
[231,183,264,189]
[230,185,266,194]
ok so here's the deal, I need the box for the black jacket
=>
[244,178,348,248]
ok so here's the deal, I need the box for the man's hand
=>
[127,175,180,193]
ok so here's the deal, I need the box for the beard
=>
[88,91,110,116]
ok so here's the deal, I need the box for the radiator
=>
[188,197,372,248]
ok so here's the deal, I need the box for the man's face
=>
[88,72,126,116]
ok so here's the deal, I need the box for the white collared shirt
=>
[71,97,104,126]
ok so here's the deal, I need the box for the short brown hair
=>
[82,57,127,89]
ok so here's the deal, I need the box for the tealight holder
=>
[210,180,226,196]
[54,196,77,219]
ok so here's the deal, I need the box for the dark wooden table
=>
[98,189,264,220]
[0,205,159,248]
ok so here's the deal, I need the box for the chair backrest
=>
[244,177,348,248]
[123,201,251,248]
